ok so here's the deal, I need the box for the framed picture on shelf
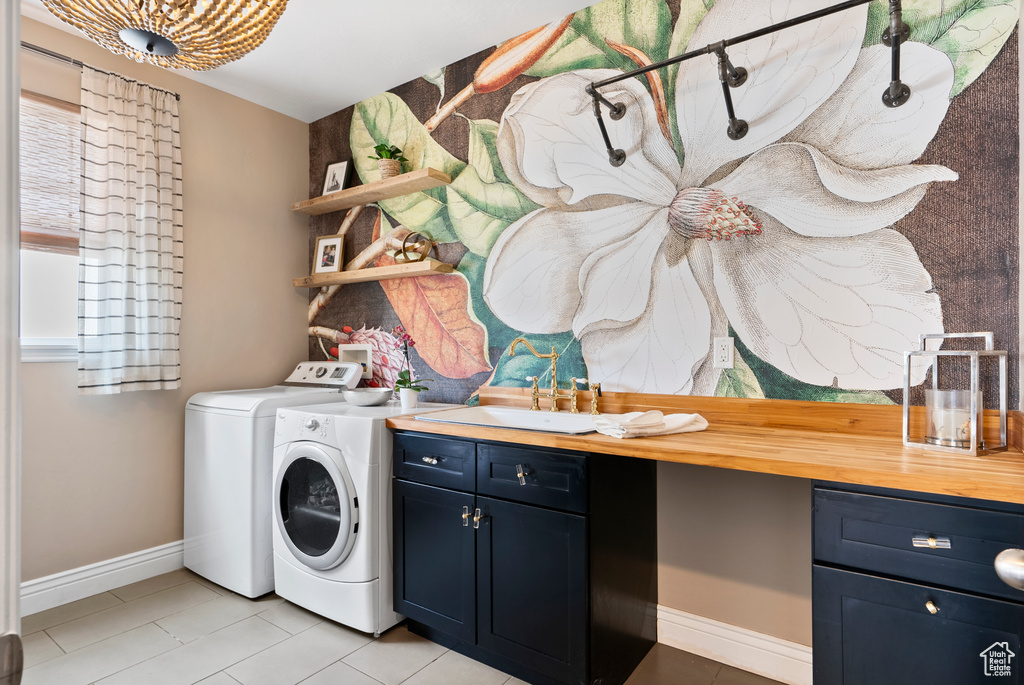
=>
[313,235,344,275]
[322,161,351,195]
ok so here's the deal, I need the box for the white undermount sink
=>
[415,405,597,435]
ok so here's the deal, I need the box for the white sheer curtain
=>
[78,66,182,395]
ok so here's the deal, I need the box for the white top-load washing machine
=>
[272,400,453,635]
[184,361,363,597]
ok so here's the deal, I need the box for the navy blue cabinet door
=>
[476,495,587,685]
[814,566,1024,685]
[393,480,476,642]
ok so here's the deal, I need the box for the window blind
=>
[19,92,80,255]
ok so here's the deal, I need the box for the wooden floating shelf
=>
[293,258,454,287]
[292,167,452,216]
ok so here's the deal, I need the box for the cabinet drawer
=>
[815,488,1024,602]
[477,444,587,514]
[394,433,475,492]
[813,565,1024,685]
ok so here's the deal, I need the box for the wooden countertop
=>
[387,388,1024,506]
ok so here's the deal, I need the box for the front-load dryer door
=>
[274,443,359,571]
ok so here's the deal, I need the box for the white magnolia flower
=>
[483,0,957,394]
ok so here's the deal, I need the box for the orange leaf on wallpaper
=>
[373,216,491,379]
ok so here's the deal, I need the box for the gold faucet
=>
[509,337,588,413]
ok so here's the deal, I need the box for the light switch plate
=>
[713,337,734,369]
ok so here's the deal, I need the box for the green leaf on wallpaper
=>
[666,0,715,166]
[447,167,539,257]
[523,0,673,77]
[864,0,1019,97]
[667,0,715,86]
[464,118,509,184]
[736,336,896,405]
[487,332,588,389]
[444,118,539,257]
[350,93,466,242]
[456,251,519,354]
[714,351,765,399]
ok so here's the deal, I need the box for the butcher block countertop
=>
[387,388,1024,506]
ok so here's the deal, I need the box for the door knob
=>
[995,548,1024,591]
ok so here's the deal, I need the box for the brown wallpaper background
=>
[305,8,1019,409]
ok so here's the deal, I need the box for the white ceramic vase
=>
[399,388,419,411]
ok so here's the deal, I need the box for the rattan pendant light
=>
[40,0,289,71]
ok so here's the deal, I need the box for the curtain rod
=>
[20,41,181,101]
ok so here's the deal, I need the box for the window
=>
[19,92,80,362]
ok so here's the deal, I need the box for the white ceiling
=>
[22,0,594,123]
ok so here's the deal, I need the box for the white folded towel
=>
[594,410,708,439]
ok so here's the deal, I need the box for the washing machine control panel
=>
[283,361,361,389]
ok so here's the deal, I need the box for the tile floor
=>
[20,569,784,685]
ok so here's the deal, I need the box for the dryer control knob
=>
[304,418,319,431]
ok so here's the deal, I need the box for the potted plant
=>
[392,325,432,409]
[369,143,408,180]
[394,370,432,410]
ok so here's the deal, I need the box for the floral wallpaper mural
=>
[307,0,1019,407]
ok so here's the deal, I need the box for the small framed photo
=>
[313,235,344,274]
[322,161,351,195]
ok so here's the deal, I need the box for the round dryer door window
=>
[275,444,359,571]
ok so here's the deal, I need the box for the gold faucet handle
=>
[588,381,601,415]
[525,376,540,411]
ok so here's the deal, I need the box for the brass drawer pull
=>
[462,506,470,527]
[925,600,939,615]
[473,508,485,529]
[912,536,951,550]
[421,456,439,465]
[516,464,528,486]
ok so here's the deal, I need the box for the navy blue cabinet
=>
[813,483,1024,684]
[393,432,657,685]
[393,479,476,641]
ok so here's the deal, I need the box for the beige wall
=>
[19,18,310,581]
[657,464,813,645]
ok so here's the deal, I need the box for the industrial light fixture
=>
[587,0,912,165]
[39,0,289,71]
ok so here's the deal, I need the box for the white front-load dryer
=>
[272,401,452,635]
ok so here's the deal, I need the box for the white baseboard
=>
[21,540,184,616]
[658,605,812,685]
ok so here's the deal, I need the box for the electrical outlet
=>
[713,336,734,369]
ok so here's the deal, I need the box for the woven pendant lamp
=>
[40,0,289,71]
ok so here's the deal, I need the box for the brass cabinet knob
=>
[925,600,939,615]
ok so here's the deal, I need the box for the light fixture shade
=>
[40,0,289,71]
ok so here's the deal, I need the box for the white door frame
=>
[0,1,22,683]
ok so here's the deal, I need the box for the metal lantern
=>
[903,332,1008,456]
